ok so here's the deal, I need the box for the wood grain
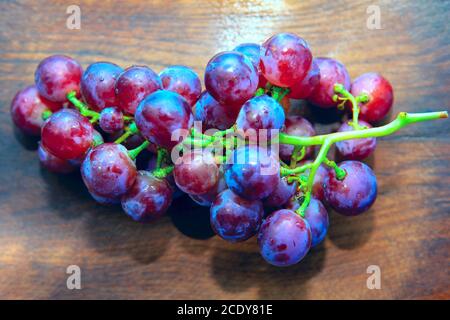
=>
[0,0,449,299]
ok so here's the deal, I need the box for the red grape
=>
[233,43,268,88]
[81,143,137,199]
[11,85,61,136]
[34,55,83,103]
[193,91,237,131]
[288,59,320,99]
[81,62,123,111]
[135,90,193,149]
[38,142,77,174]
[296,160,329,202]
[324,161,377,216]
[336,120,377,160]
[115,66,162,115]
[159,65,201,107]
[173,150,219,195]
[210,189,264,242]
[121,171,173,223]
[99,107,124,133]
[308,57,351,108]
[188,167,227,206]
[236,95,285,137]
[205,51,258,107]
[258,209,311,266]
[280,116,316,162]
[260,33,312,88]
[224,145,280,200]
[264,177,297,208]
[350,72,394,123]
[41,109,94,160]
[303,198,329,247]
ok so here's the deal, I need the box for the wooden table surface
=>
[0,0,449,300]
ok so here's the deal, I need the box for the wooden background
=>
[0,0,449,300]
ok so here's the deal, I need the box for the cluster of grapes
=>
[11,32,446,267]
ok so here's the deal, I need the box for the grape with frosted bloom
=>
[205,51,258,107]
[189,167,227,206]
[35,55,83,103]
[296,160,329,202]
[264,177,297,208]
[324,161,377,216]
[233,43,267,88]
[115,66,162,115]
[81,143,137,199]
[210,189,264,242]
[38,142,77,174]
[41,109,94,160]
[193,91,238,131]
[308,57,351,108]
[174,151,219,195]
[224,145,280,200]
[99,107,124,133]
[280,116,316,162]
[289,59,320,99]
[135,90,194,149]
[159,65,201,107]
[350,72,394,123]
[260,32,312,88]
[258,209,312,266]
[236,95,285,137]
[10,85,61,136]
[122,171,173,223]
[81,62,123,111]
[336,120,377,160]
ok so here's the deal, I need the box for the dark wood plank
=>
[0,0,448,299]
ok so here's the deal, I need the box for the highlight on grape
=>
[11,32,447,267]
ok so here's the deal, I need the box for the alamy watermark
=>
[66,5,81,30]
[66,265,82,290]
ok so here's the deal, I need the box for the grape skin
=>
[38,142,77,174]
[41,109,94,160]
[122,171,173,223]
[210,189,264,242]
[288,59,321,100]
[11,85,61,136]
[258,209,312,266]
[81,62,124,111]
[224,145,280,201]
[34,55,83,103]
[99,107,124,133]
[81,143,137,199]
[135,90,194,150]
[173,151,219,195]
[159,65,201,107]
[260,33,312,88]
[193,91,237,131]
[336,120,377,160]
[264,177,297,208]
[280,116,316,162]
[308,57,351,108]
[324,160,377,216]
[350,72,394,123]
[296,160,329,202]
[205,51,258,107]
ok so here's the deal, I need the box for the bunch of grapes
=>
[11,32,447,267]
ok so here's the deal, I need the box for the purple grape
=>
[224,145,280,200]
[235,95,285,137]
[189,166,227,206]
[173,151,219,195]
[81,62,123,111]
[258,209,311,266]
[121,171,173,223]
[135,90,194,149]
[10,85,61,136]
[115,66,162,115]
[280,116,316,162]
[297,160,329,202]
[264,177,297,208]
[324,161,377,216]
[81,143,137,199]
[210,189,264,242]
[303,198,329,247]
[193,91,237,131]
[260,33,312,88]
[205,51,258,107]
[38,142,77,174]
[288,59,320,99]
[159,65,201,107]
[34,55,83,103]
[99,107,124,133]
[336,120,377,160]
